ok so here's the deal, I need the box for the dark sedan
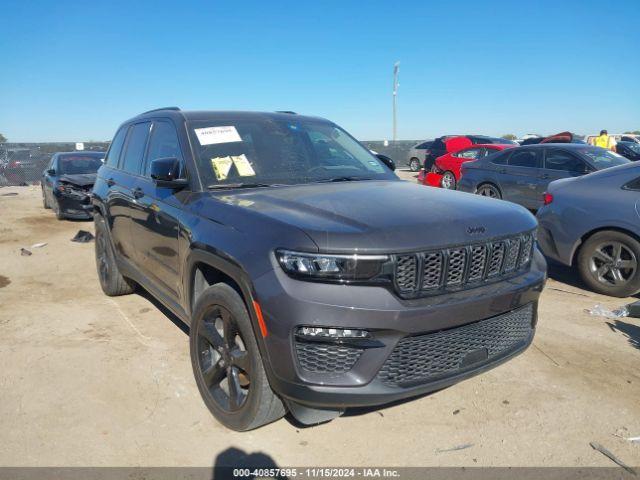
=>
[616,141,640,161]
[42,152,104,219]
[457,144,629,210]
[537,162,640,297]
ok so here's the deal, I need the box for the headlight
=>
[276,249,389,282]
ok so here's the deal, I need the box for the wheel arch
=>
[185,248,275,380]
[184,248,270,340]
[571,226,640,266]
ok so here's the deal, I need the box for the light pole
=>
[392,61,400,143]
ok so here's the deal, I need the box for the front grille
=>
[393,232,534,298]
[295,341,363,373]
[377,304,534,387]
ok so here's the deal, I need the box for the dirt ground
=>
[0,174,639,468]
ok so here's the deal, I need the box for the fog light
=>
[297,326,370,339]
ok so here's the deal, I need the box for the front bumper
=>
[254,249,546,409]
[55,190,93,219]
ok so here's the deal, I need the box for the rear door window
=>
[121,122,151,175]
[544,149,587,172]
[508,150,541,168]
[104,127,127,168]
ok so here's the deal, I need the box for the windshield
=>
[188,117,396,187]
[578,147,630,170]
[58,155,103,174]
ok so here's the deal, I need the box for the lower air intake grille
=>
[295,341,363,373]
[377,304,534,387]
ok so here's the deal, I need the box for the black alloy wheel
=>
[195,305,251,412]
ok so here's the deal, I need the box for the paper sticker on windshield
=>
[231,154,256,177]
[211,156,233,180]
[195,126,242,145]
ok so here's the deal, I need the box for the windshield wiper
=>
[314,176,374,183]
[207,182,275,190]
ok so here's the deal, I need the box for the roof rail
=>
[275,110,297,114]
[140,106,181,115]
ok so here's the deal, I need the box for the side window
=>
[624,176,640,191]
[509,150,541,168]
[545,149,586,172]
[144,121,184,176]
[104,127,127,168]
[482,148,496,157]
[490,150,509,165]
[456,148,481,159]
[121,122,151,175]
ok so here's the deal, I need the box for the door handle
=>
[106,178,115,187]
[498,168,506,174]
[132,187,144,199]
[539,173,550,179]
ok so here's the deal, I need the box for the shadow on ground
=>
[607,319,640,351]
[213,447,287,479]
[136,288,189,335]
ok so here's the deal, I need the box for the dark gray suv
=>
[92,108,546,430]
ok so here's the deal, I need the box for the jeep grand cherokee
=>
[92,107,546,431]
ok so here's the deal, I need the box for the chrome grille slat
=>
[393,232,534,298]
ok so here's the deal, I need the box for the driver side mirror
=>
[376,154,396,171]
[150,157,188,189]
[46,168,56,176]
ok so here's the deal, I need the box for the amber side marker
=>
[252,300,268,337]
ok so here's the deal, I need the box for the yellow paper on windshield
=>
[211,156,233,180]
[231,154,256,177]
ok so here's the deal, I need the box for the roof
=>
[55,151,104,156]
[131,107,327,124]
[517,143,597,149]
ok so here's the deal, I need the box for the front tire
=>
[577,231,640,297]
[190,284,285,431]
[409,158,421,172]
[42,189,50,209]
[94,214,136,296]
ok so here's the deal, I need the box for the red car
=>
[424,143,516,189]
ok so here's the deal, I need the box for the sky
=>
[1,0,639,142]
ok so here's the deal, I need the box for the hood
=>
[210,181,537,253]
[59,173,97,187]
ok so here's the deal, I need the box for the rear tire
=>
[476,183,502,199]
[190,284,286,431]
[94,214,136,296]
[577,231,640,297]
[441,171,457,190]
[409,158,421,172]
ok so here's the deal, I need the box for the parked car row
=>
[410,132,638,298]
